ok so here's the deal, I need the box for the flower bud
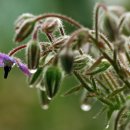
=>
[99,11,119,41]
[15,13,34,30]
[108,6,126,17]
[120,13,130,36]
[53,35,70,49]
[41,17,62,34]
[44,65,62,99]
[14,18,36,42]
[60,48,74,73]
[72,31,89,49]
[73,54,89,71]
[26,40,41,73]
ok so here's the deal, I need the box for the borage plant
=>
[2,3,130,130]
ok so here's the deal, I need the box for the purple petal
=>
[0,59,4,67]
[0,53,16,64]
[17,61,31,76]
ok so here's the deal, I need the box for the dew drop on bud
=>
[80,104,91,111]
[42,86,46,91]
[29,69,37,74]
[42,104,49,110]
[47,96,52,100]
[29,85,34,88]
[105,121,110,129]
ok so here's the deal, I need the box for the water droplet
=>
[29,85,34,88]
[81,104,91,111]
[42,104,49,110]
[41,86,46,91]
[36,85,46,91]
[105,122,110,129]
[47,96,52,100]
[29,69,37,74]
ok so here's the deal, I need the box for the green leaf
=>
[63,85,82,96]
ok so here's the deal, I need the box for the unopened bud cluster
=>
[2,3,130,130]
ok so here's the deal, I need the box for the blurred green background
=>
[0,0,129,130]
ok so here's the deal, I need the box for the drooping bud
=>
[37,89,51,110]
[44,65,62,99]
[108,6,126,17]
[53,35,70,49]
[15,13,35,31]
[73,54,90,71]
[72,31,89,49]
[41,17,62,34]
[120,13,130,36]
[99,11,119,41]
[26,40,41,73]
[14,18,36,42]
[60,47,74,73]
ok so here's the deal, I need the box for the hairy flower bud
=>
[26,40,41,73]
[120,13,130,36]
[99,11,119,41]
[53,36,70,49]
[44,65,62,99]
[14,18,36,42]
[72,31,89,49]
[60,48,74,73]
[41,17,62,34]
[15,13,34,30]
[108,6,126,17]
[73,54,89,71]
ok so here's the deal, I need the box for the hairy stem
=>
[35,13,84,28]
[8,44,27,56]
[94,3,107,43]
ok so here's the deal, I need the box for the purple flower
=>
[0,53,31,78]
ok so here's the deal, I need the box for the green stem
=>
[73,71,93,92]
[90,30,113,50]
[89,33,130,89]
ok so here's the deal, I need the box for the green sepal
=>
[63,85,82,96]
[28,67,43,85]
[44,65,62,98]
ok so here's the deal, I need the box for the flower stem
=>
[8,44,27,56]
[35,13,84,28]
[94,3,107,43]
[65,28,89,47]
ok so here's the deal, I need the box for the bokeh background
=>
[0,0,129,130]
